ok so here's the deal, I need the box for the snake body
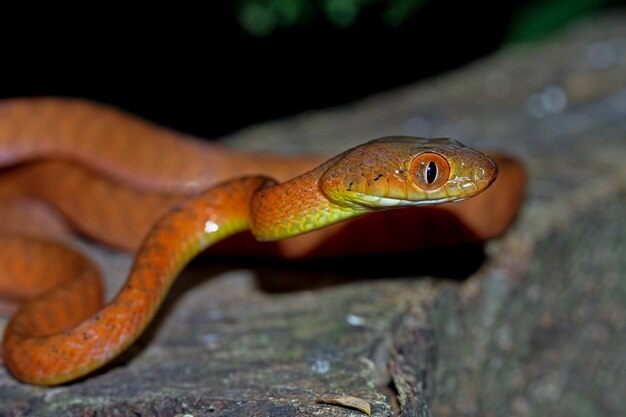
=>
[0,98,518,385]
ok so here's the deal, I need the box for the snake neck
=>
[250,158,365,241]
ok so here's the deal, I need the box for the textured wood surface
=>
[1,12,625,416]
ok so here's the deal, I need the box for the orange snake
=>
[0,98,525,385]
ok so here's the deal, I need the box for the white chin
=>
[354,193,461,207]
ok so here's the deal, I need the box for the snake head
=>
[319,136,498,210]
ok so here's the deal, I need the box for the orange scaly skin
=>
[0,98,523,253]
[0,160,182,250]
[3,177,267,385]
[0,97,325,252]
[0,97,322,192]
[0,98,525,385]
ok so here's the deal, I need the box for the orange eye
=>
[409,152,450,191]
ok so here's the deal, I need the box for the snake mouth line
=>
[351,192,463,208]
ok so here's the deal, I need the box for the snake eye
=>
[410,152,450,191]
[426,161,437,184]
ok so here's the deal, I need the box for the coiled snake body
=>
[0,98,523,385]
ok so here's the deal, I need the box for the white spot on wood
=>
[346,314,367,327]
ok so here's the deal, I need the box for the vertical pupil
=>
[426,161,437,184]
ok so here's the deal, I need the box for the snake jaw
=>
[347,192,455,208]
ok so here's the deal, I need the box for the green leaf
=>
[507,0,608,43]
[383,0,426,27]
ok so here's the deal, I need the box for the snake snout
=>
[473,154,498,189]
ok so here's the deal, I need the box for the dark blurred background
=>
[1,0,623,139]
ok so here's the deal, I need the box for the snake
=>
[0,97,524,385]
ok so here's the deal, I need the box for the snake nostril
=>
[472,166,488,182]
[470,158,497,187]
